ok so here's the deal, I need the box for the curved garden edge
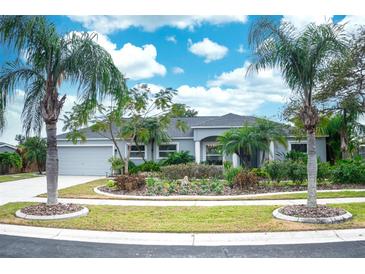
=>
[94,185,365,201]
[15,207,89,220]
[272,207,353,224]
[1,223,365,246]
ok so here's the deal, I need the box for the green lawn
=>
[0,173,41,183]
[1,202,365,232]
[39,178,365,201]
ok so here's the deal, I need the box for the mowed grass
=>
[38,178,365,201]
[0,173,41,183]
[1,202,365,232]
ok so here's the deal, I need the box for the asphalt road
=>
[0,235,365,257]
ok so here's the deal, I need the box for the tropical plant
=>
[23,136,46,174]
[248,17,347,207]
[0,16,125,205]
[161,150,194,165]
[316,27,365,159]
[108,157,124,175]
[0,152,22,174]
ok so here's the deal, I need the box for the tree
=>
[63,84,187,173]
[248,18,347,207]
[170,103,198,117]
[23,136,47,174]
[316,27,365,159]
[0,16,126,205]
[0,152,22,174]
[217,118,286,167]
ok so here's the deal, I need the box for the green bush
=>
[224,167,242,187]
[223,161,232,171]
[106,179,117,188]
[233,169,258,189]
[285,160,307,183]
[0,152,22,174]
[128,160,138,174]
[160,151,194,166]
[108,157,123,174]
[263,160,287,182]
[138,161,161,172]
[317,161,332,182]
[331,159,365,184]
[250,167,269,179]
[285,150,307,162]
[160,163,223,180]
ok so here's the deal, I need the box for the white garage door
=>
[58,145,113,176]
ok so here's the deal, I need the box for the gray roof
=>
[0,142,16,148]
[57,113,290,139]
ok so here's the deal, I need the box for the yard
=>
[0,173,41,183]
[1,202,365,233]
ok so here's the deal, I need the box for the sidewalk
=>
[1,223,364,246]
[29,196,365,206]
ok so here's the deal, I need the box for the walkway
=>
[29,196,365,206]
[0,176,103,206]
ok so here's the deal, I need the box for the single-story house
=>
[0,142,17,153]
[56,113,327,176]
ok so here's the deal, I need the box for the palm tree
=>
[0,16,126,205]
[248,18,347,207]
[23,136,47,174]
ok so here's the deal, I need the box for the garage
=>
[58,145,113,176]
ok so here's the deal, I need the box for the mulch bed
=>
[279,205,347,218]
[98,182,365,197]
[20,203,83,216]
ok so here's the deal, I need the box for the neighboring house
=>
[0,142,17,153]
[56,113,327,176]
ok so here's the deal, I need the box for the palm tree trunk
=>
[307,130,317,207]
[45,122,58,205]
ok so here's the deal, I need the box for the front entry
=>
[204,142,223,165]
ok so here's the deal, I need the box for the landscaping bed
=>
[40,178,365,201]
[279,205,346,218]
[20,203,83,216]
[1,202,365,232]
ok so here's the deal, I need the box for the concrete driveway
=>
[0,175,103,205]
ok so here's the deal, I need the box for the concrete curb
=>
[1,223,365,246]
[15,207,89,220]
[94,185,365,201]
[272,207,353,224]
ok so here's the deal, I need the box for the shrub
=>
[223,161,232,171]
[331,159,365,184]
[317,161,332,182]
[138,161,160,172]
[108,157,123,174]
[250,167,269,180]
[210,179,224,194]
[160,151,194,166]
[284,150,307,162]
[263,160,287,182]
[233,170,258,190]
[160,163,223,180]
[128,160,138,174]
[224,167,242,187]
[0,152,22,174]
[285,160,307,183]
[106,179,117,188]
[114,174,146,191]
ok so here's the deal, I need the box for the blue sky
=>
[1,15,364,144]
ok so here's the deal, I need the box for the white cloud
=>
[281,15,333,30]
[338,15,365,34]
[166,35,177,44]
[172,66,184,74]
[75,31,166,80]
[237,44,245,54]
[188,38,228,63]
[69,15,248,34]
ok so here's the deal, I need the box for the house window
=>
[158,144,177,158]
[128,145,145,158]
[290,143,307,153]
[205,144,222,165]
